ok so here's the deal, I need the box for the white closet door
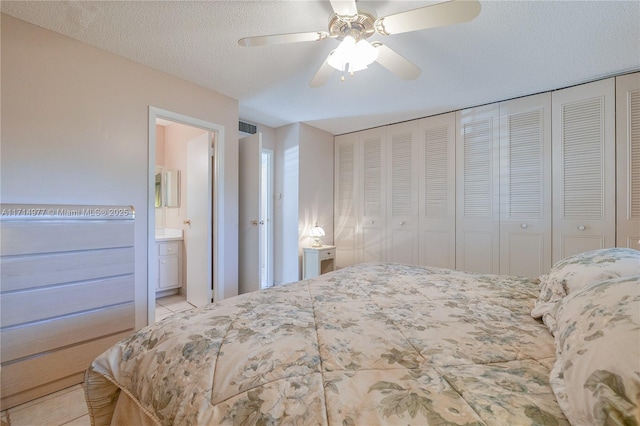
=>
[386,120,419,265]
[418,113,456,269]
[334,134,358,268]
[616,73,640,250]
[359,127,387,263]
[552,78,616,262]
[456,105,500,274]
[499,93,552,277]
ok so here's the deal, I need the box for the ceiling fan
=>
[238,0,481,87]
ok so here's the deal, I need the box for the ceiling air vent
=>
[239,121,257,135]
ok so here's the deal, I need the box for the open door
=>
[185,132,213,306]
[239,133,262,294]
[149,107,231,326]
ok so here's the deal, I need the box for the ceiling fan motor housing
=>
[329,11,376,42]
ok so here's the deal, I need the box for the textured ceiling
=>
[2,1,639,135]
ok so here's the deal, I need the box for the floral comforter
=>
[85,262,568,425]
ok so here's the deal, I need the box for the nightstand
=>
[303,245,336,279]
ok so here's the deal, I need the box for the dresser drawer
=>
[318,248,334,260]
[158,241,180,256]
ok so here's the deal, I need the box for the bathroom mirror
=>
[165,170,180,208]
[154,168,163,208]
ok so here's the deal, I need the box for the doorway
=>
[260,148,274,289]
[148,107,226,325]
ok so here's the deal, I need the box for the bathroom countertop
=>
[155,228,183,241]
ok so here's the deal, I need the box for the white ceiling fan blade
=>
[372,42,421,80]
[329,0,358,20]
[239,31,331,47]
[375,0,481,35]
[310,56,335,88]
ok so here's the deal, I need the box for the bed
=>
[85,249,640,425]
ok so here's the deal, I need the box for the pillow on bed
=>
[549,275,640,426]
[531,248,640,334]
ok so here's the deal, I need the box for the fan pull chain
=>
[341,62,349,82]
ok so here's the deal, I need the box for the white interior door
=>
[419,112,456,270]
[186,132,213,307]
[239,133,262,294]
[455,105,500,274]
[616,73,640,250]
[359,127,387,263]
[334,135,359,268]
[552,78,616,262]
[386,121,419,265]
[499,93,552,278]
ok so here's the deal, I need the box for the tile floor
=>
[155,293,197,321]
[0,385,89,426]
[0,295,195,426]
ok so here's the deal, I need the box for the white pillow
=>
[549,248,639,295]
[549,275,640,426]
[532,248,640,334]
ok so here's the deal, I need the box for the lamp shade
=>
[309,225,325,247]
[309,225,325,238]
[327,36,378,74]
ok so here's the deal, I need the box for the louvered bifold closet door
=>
[552,78,616,262]
[499,93,552,277]
[616,72,640,250]
[334,134,358,268]
[386,121,420,265]
[359,127,387,263]
[418,113,456,269]
[456,105,500,274]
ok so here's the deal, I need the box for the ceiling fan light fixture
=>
[327,36,378,76]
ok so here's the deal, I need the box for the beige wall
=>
[299,123,334,248]
[155,124,166,166]
[0,14,240,328]
[275,124,300,284]
[273,123,334,284]
[162,122,208,230]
